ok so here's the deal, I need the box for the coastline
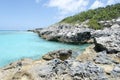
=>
[0,31,88,68]
[0,18,120,80]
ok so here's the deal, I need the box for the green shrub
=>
[60,3,120,29]
[87,19,103,30]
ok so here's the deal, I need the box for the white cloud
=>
[35,0,41,3]
[44,0,120,20]
[45,0,89,18]
[107,0,120,5]
[90,0,105,9]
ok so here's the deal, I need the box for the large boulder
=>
[42,49,72,61]
[92,24,120,53]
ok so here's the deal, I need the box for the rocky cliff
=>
[34,18,120,53]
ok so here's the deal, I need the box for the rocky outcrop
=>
[76,44,120,78]
[76,45,97,62]
[36,24,94,44]
[29,59,107,80]
[1,48,120,80]
[0,59,107,80]
[93,51,119,64]
[42,49,72,61]
[99,17,120,27]
[0,58,34,80]
[33,18,120,53]
[111,64,120,77]
[92,23,120,53]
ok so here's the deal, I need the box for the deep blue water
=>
[0,31,89,67]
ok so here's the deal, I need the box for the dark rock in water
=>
[42,49,72,61]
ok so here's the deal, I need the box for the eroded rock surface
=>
[42,49,72,61]
[0,48,120,80]
[36,24,93,44]
[34,18,120,53]
[0,59,107,80]
[92,23,120,53]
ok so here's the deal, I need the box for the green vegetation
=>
[60,3,120,29]
[88,19,103,30]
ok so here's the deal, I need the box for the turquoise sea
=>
[0,31,89,67]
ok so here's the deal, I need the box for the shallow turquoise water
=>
[0,31,89,67]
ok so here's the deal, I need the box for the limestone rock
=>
[42,49,72,61]
[111,64,120,77]
[94,51,116,64]
[28,59,107,80]
[76,45,97,62]
[36,24,93,44]
[92,24,120,53]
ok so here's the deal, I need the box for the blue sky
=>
[0,0,119,30]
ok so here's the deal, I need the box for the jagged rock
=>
[76,45,97,62]
[12,71,34,80]
[113,64,120,73]
[92,24,120,53]
[42,49,72,61]
[36,24,94,43]
[94,51,116,64]
[111,64,120,77]
[116,52,120,58]
[28,59,107,80]
[2,58,33,71]
[99,18,120,27]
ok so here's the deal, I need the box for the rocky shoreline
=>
[0,46,120,80]
[0,18,120,80]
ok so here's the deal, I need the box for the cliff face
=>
[35,23,93,44]
[35,18,120,53]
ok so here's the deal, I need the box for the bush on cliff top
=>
[60,3,120,29]
[87,19,103,30]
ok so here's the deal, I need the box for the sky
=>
[0,0,120,30]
